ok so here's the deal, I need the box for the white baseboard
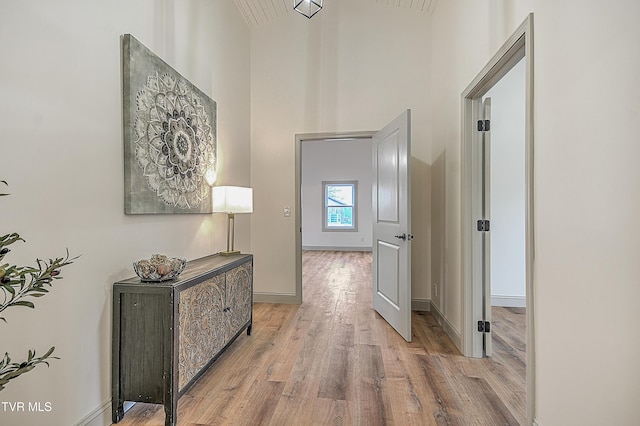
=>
[255,294,435,311]
[491,295,526,307]
[429,303,462,351]
[302,246,372,252]
[75,399,111,426]
[253,292,300,304]
[411,298,431,312]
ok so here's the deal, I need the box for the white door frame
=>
[294,131,375,303]
[461,13,535,423]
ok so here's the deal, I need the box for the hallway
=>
[117,251,525,425]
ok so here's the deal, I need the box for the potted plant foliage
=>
[0,181,76,391]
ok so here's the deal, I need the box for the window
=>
[323,181,357,231]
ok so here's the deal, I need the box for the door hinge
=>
[477,321,491,333]
[477,220,490,232]
[477,119,490,132]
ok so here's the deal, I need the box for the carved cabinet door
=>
[225,263,253,340]
[178,275,226,390]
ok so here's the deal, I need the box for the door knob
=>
[394,233,414,241]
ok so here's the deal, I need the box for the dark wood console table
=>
[111,253,253,426]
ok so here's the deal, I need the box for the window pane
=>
[327,184,353,207]
[323,181,357,232]
[326,207,353,227]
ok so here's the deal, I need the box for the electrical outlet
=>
[433,283,438,297]
[283,206,291,217]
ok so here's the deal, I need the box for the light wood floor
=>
[115,251,526,426]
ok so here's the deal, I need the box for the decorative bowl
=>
[133,254,187,282]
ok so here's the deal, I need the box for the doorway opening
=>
[484,56,526,360]
[295,132,375,305]
[295,111,413,342]
[461,13,534,424]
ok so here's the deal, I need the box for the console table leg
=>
[165,399,177,426]
[112,399,124,423]
[247,323,252,336]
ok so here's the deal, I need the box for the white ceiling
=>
[233,0,437,29]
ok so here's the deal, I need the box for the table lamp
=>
[212,186,253,255]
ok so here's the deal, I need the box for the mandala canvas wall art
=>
[122,34,216,214]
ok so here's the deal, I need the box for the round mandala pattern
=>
[134,72,215,209]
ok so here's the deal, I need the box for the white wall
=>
[0,1,250,425]
[301,139,373,250]
[533,2,640,423]
[429,0,640,424]
[250,0,432,302]
[485,59,526,306]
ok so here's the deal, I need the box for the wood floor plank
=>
[317,324,354,400]
[260,311,311,382]
[229,379,285,426]
[413,311,460,355]
[353,344,389,425]
[309,398,351,426]
[456,375,520,426]
[114,251,525,426]
[385,376,437,426]
[416,354,467,425]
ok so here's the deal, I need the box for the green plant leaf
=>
[0,347,59,391]
[42,347,55,359]
[0,233,24,246]
[2,284,16,296]
[9,301,35,309]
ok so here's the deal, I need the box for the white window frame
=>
[322,181,358,232]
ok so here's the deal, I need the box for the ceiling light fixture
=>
[294,0,323,19]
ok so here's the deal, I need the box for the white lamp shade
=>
[212,186,253,213]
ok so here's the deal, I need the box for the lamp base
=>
[219,250,241,256]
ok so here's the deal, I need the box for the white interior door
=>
[372,110,412,342]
